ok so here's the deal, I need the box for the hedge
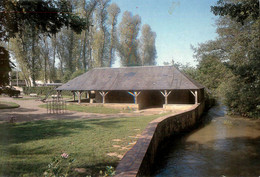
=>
[22,87,73,96]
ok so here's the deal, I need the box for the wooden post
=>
[73,91,76,101]
[160,90,172,105]
[99,91,109,104]
[128,91,141,104]
[16,70,19,86]
[77,91,82,104]
[57,91,61,101]
[190,90,198,104]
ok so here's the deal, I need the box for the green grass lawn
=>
[39,103,130,114]
[0,114,163,176]
[0,101,20,109]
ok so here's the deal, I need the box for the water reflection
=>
[154,105,260,177]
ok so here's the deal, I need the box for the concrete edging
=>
[115,102,205,176]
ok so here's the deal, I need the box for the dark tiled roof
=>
[57,66,204,91]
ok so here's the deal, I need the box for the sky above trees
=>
[111,0,218,67]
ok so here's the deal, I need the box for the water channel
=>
[153,105,260,177]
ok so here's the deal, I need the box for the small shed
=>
[56,66,204,110]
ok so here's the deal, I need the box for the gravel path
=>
[0,96,166,123]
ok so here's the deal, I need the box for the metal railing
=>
[46,98,67,114]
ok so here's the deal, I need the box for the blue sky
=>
[111,0,218,67]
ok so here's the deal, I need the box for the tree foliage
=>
[4,0,157,88]
[211,0,259,25]
[0,46,13,87]
[0,0,87,86]
[118,11,141,66]
[140,24,157,66]
[0,0,87,42]
[107,3,120,67]
[194,0,259,118]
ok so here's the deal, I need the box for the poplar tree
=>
[107,3,120,67]
[118,11,141,66]
[92,0,110,67]
[140,24,157,66]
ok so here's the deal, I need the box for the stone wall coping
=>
[115,104,199,177]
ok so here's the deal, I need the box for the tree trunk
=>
[82,30,87,71]
[52,35,57,82]
[108,16,115,67]
[68,30,74,72]
[31,28,36,86]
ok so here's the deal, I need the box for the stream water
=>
[153,105,260,177]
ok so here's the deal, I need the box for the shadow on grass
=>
[0,107,39,113]
[0,120,91,144]
[0,117,135,176]
[0,117,129,144]
[3,145,55,156]
[87,118,126,128]
[0,160,48,177]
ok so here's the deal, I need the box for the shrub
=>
[0,87,20,97]
[22,86,73,96]
[44,153,75,177]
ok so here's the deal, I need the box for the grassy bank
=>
[0,101,20,109]
[0,114,163,176]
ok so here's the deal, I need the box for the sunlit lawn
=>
[0,114,163,176]
[39,103,131,114]
[0,101,20,109]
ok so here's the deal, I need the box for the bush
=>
[0,87,20,97]
[204,92,217,111]
[22,86,73,96]
[70,70,85,80]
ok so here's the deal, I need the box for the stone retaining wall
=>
[115,102,205,177]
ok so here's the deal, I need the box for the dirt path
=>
[0,96,167,123]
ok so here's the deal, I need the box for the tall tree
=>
[118,11,141,66]
[9,29,41,87]
[194,0,259,117]
[0,0,87,86]
[81,0,98,71]
[92,0,110,67]
[50,35,57,81]
[40,35,52,84]
[107,3,120,67]
[55,28,82,82]
[140,24,157,66]
[0,47,13,87]
[193,42,232,93]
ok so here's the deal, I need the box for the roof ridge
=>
[93,65,172,70]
